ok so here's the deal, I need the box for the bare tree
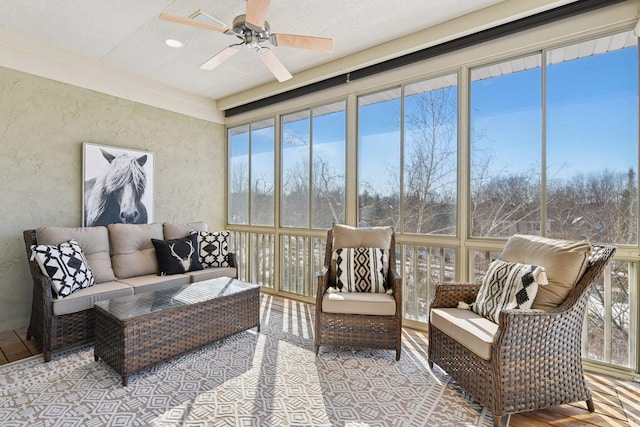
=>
[311,154,344,227]
[403,88,457,234]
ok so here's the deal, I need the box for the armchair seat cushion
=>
[430,307,499,360]
[322,292,396,316]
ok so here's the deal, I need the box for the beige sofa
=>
[23,221,237,361]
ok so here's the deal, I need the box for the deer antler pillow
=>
[152,234,203,276]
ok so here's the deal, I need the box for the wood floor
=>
[2,299,639,427]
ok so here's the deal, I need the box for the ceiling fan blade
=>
[258,48,292,82]
[200,45,242,70]
[246,0,271,29]
[270,33,333,52]
[159,13,227,33]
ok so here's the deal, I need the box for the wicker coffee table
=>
[94,277,260,385]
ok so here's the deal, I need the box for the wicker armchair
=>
[428,243,616,427]
[314,224,403,360]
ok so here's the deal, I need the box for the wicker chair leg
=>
[493,414,510,427]
[586,397,595,412]
[43,350,52,362]
[315,345,320,355]
[395,348,401,361]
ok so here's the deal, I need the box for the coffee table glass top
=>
[95,277,259,321]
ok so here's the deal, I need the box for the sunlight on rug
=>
[0,307,493,426]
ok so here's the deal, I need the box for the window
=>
[546,33,638,244]
[281,110,310,227]
[228,118,275,226]
[228,125,249,224]
[403,75,458,235]
[470,54,543,238]
[358,88,401,227]
[281,101,346,228]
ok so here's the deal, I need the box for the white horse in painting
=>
[84,149,148,227]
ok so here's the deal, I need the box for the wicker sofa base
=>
[26,269,97,362]
[94,283,260,386]
[315,311,401,359]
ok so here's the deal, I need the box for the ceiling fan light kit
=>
[159,0,333,82]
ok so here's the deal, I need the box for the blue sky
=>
[472,46,638,180]
[230,42,638,195]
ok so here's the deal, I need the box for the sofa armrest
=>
[227,251,238,269]
[430,282,481,309]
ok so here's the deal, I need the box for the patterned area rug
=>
[0,301,492,426]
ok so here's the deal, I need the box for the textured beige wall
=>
[0,66,226,330]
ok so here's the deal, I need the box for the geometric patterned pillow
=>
[334,247,386,293]
[471,259,548,323]
[30,239,95,299]
[191,230,230,268]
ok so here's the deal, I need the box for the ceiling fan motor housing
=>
[232,14,270,47]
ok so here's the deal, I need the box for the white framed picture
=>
[82,142,154,227]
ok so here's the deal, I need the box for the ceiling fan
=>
[159,0,334,82]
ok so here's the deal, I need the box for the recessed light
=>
[165,39,184,48]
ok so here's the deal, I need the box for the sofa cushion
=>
[331,224,393,284]
[187,267,237,283]
[108,223,163,279]
[52,281,133,316]
[163,221,207,240]
[322,292,396,316]
[471,259,547,322]
[31,240,96,298]
[501,234,591,309]
[334,247,387,293]
[36,226,115,283]
[192,230,230,268]
[430,308,498,360]
[117,274,190,294]
[152,234,203,275]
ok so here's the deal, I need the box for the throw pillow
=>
[334,247,386,293]
[191,230,230,268]
[468,259,548,322]
[30,239,95,298]
[152,234,203,276]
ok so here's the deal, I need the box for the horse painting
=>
[84,148,149,227]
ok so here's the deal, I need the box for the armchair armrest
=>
[316,267,330,308]
[389,265,402,316]
[494,305,575,351]
[430,282,481,309]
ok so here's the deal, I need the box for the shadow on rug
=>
[0,302,492,426]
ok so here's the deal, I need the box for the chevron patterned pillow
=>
[470,259,548,323]
[334,247,387,293]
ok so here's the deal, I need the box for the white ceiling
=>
[0,0,581,120]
